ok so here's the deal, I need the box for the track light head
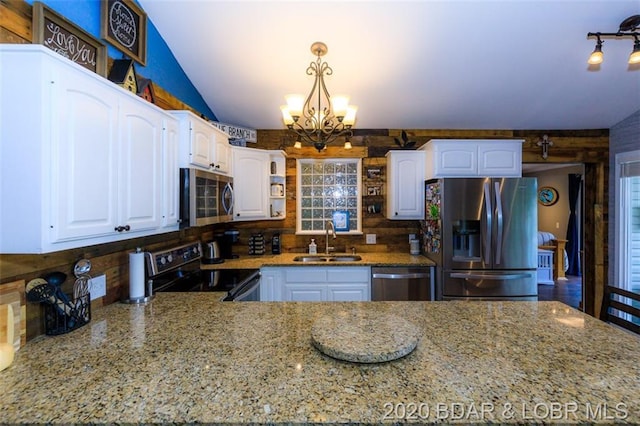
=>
[629,36,640,64]
[588,36,604,65]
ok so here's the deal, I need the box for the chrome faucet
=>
[325,220,336,254]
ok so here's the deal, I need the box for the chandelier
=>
[587,14,640,65]
[280,42,357,152]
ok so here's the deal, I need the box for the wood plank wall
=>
[1,0,609,341]
[252,129,609,317]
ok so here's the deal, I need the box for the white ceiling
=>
[139,0,640,131]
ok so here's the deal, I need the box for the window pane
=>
[297,158,361,233]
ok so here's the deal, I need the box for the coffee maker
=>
[219,229,240,259]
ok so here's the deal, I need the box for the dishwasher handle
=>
[372,273,431,280]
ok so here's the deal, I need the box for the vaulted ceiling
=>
[139,1,640,131]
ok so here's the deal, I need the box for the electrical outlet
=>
[409,233,416,242]
[90,274,107,300]
[366,234,377,244]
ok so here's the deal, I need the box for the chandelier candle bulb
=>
[343,106,358,127]
[280,106,294,125]
[331,95,350,118]
[285,94,304,118]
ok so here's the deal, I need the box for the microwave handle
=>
[222,182,234,215]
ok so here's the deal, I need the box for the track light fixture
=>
[587,14,640,65]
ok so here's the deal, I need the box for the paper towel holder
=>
[121,279,154,304]
[122,248,155,305]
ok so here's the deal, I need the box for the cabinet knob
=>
[209,163,216,168]
[395,212,398,216]
[114,225,131,232]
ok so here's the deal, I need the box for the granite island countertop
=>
[1,296,639,424]
[200,252,436,269]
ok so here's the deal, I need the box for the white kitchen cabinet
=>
[171,110,231,174]
[0,45,178,253]
[232,147,286,221]
[259,267,283,301]
[232,146,269,220]
[162,117,180,229]
[386,150,426,220]
[420,139,523,178]
[117,94,165,233]
[261,266,370,301]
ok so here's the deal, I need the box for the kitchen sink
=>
[293,255,362,262]
[327,255,362,262]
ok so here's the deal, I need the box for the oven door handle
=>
[230,277,260,301]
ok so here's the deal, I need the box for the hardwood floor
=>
[538,275,582,310]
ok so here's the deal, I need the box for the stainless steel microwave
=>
[179,168,233,227]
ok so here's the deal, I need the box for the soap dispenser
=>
[309,239,317,254]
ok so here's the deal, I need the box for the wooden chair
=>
[600,285,640,335]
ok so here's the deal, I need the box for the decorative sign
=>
[211,122,257,143]
[32,2,107,76]
[101,0,147,65]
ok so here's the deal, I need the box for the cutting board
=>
[0,280,26,351]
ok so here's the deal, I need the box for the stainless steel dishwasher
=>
[371,267,434,301]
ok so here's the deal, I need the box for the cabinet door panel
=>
[437,145,477,176]
[478,142,522,177]
[119,98,164,231]
[163,117,180,228]
[327,284,370,301]
[190,119,214,168]
[283,284,326,301]
[51,76,119,241]
[387,151,425,219]
[214,136,231,174]
[232,148,269,220]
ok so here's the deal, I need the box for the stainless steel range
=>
[145,241,260,300]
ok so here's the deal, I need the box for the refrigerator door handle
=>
[494,181,503,265]
[483,181,492,264]
[450,272,530,280]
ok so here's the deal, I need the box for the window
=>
[615,150,640,304]
[296,158,362,234]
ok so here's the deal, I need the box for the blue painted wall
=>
[27,0,217,120]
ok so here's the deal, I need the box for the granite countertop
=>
[1,296,639,424]
[201,252,436,269]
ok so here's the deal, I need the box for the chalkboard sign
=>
[32,2,107,76]
[101,0,147,65]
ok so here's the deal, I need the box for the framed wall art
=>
[32,2,107,76]
[101,0,147,65]
[332,211,350,232]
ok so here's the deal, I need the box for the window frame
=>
[614,149,640,301]
[295,158,363,235]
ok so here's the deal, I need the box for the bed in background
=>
[537,231,569,284]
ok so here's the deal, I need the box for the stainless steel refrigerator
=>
[422,177,538,300]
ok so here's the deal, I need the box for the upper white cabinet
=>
[386,150,426,220]
[170,110,231,175]
[232,146,269,220]
[420,139,523,178]
[0,45,178,253]
[232,147,286,221]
